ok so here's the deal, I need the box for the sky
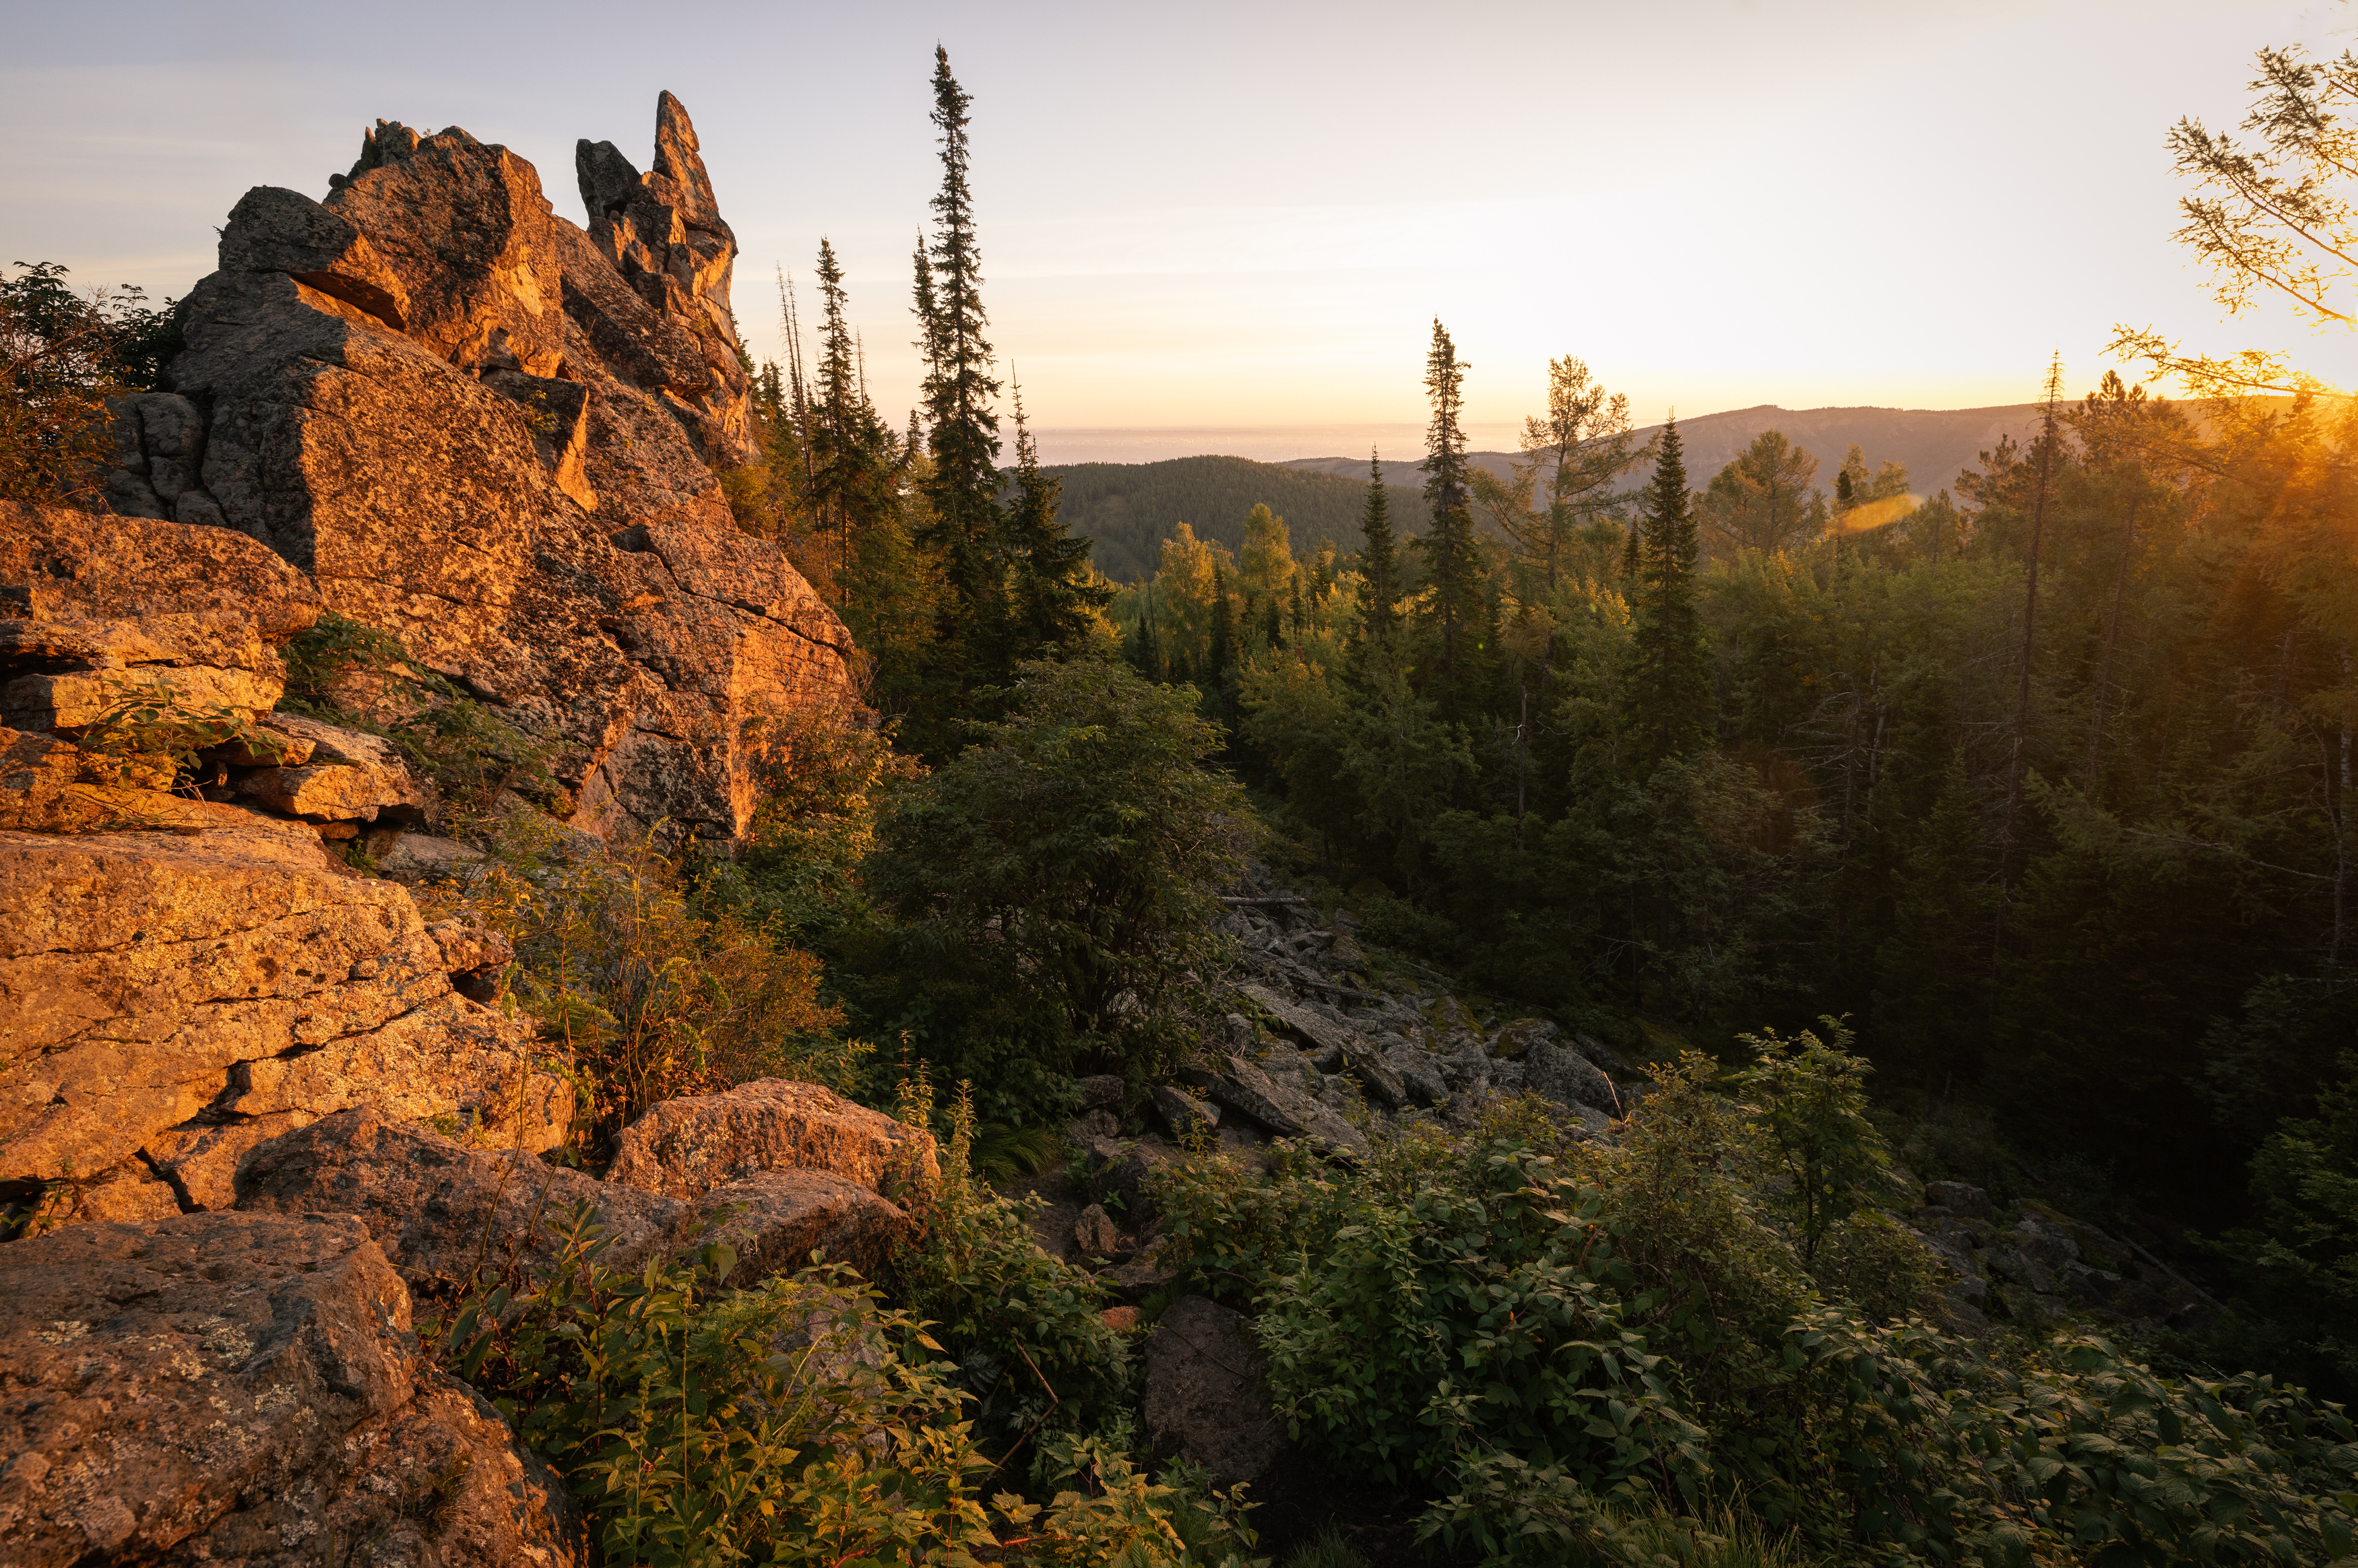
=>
[4,0,2353,462]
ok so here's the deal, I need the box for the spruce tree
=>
[809,236,889,589]
[1411,319,1485,713]
[1002,384,1111,662]
[1630,414,1711,762]
[913,48,1002,622]
[1357,448,1400,633]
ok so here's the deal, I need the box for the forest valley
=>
[7,33,2358,1568]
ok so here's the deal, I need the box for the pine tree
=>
[1630,414,1711,763]
[1411,319,1485,711]
[914,48,1002,622]
[2000,353,2068,891]
[1357,447,1400,633]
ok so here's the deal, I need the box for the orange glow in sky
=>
[4,1,2349,449]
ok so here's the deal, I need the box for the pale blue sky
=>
[3,0,2349,457]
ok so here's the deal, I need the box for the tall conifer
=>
[1630,414,1711,762]
[1002,383,1110,662]
[1411,319,1485,711]
[914,48,1002,619]
[1357,448,1400,633]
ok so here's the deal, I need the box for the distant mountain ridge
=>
[1050,404,2049,581]
[1280,402,2047,500]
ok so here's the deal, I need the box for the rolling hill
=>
[1279,403,2047,502]
[1046,404,2058,581]
[1038,455,1429,583]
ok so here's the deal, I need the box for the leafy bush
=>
[437,1205,1004,1566]
[1151,1049,2358,1565]
[883,1078,1133,1480]
[860,653,1248,1113]
[435,1196,1262,1567]
[1,261,176,507]
[458,822,855,1159]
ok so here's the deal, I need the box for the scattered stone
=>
[1178,1051,1368,1157]
[1083,1138,1166,1227]
[1245,985,1405,1108]
[1143,1296,1288,1489]
[1070,1107,1120,1140]
[377,829,488,882]
[1382,1042,1450,1108]
[1925,1180,1994,1218]
[1527,1038,1621,1117]
[1074,1202,1123,1260]
[1075,1073,1126,1111]
[1103,1234,1183,1303]
[605,1078,940,1210]
[1151,1083,1220,1142]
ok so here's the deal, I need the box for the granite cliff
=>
[104,92,855,845]
[0,94,922,1568]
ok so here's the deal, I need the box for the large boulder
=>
[234,1111,686,1307]
[0,1212,583,1567]
[114,94,860,848]
[1526,1037,1621,1118]
[606,1078,940,1208]
[1142,1296,1288,1490]
[0,814,570,1222]
[697,1168,910,1286]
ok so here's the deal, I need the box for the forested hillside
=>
[1028,453,1429,581]
[1115,340,2358,1397]
[1282,401,2049,500]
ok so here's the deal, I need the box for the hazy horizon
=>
[7,2,2350,429]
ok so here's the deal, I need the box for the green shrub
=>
[1152,1060,2358,1565]
[436,1206,1002,1567]
[458,823,858,1160]
[859,653,1248,1113]
[884,1078,1133,1480]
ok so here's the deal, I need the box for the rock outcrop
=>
[0,810,569,1224]
[106,92,860,847]
[0,501,317,737]
[0,1212,583,1567]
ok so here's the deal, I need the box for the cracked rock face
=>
[0,1212,585,1568]
[0,813,569,1217]
[109,93,858,847]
